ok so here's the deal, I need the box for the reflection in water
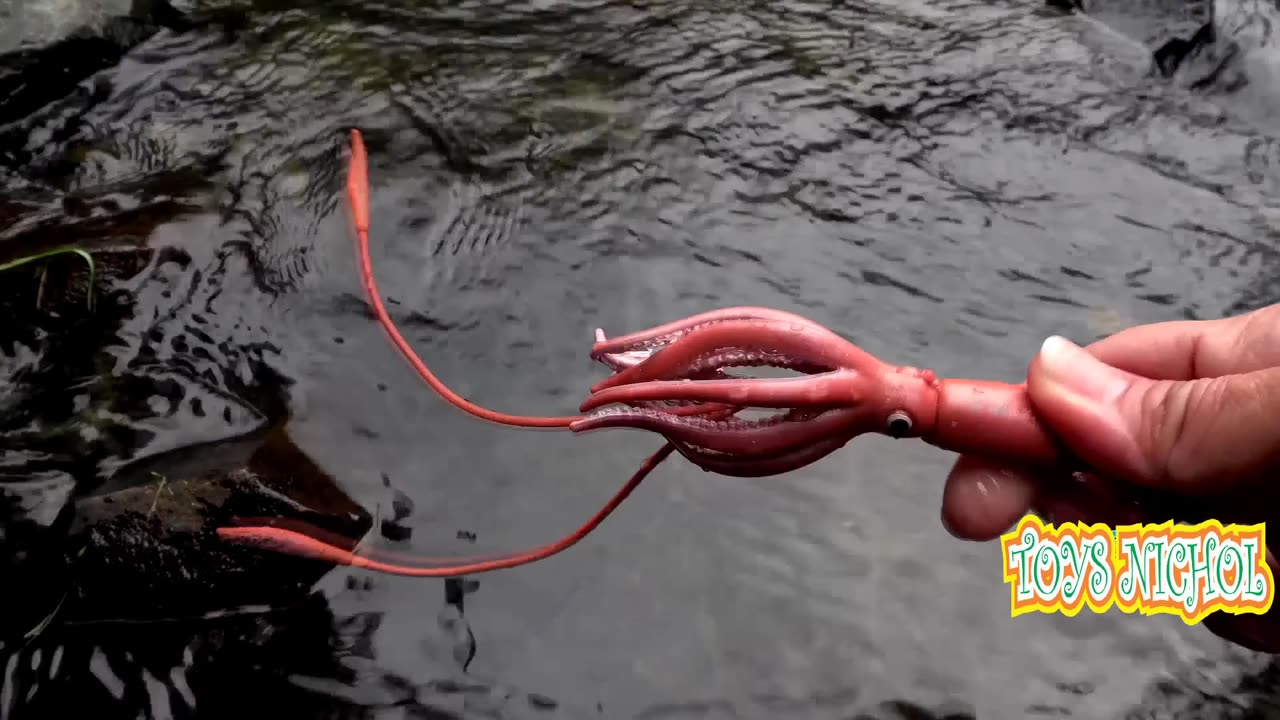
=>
[3,0,1280,716]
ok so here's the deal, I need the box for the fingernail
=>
[1038,335,1131,405]
[1037,337,1156,484]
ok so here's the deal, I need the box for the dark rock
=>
[1154,21,1217,79]
[57,425,372,625]
[380,518,414,542]
[391,487,415,520]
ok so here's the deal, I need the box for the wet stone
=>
[380,518,413,542]
[60,427,373,624]
[391,488,415,520]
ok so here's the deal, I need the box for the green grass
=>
[0,247,97,310]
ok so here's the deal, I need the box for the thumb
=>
[1027,335,1280,493]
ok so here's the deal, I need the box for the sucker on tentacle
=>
[573,403,870,458]
[580,371,863,413]
[590,318,881,394]
[592,327,739,418]
[592,328,655,371]
[668,433,854,477]
[589,307,836,356]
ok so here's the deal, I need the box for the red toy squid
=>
[216,130,1069,576]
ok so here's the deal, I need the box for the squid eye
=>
[886,411,912,438]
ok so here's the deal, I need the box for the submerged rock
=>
[0,244,155,319]
[1058,0,1211,63]
[0,0,247,182]
[2,426,372,640]
[0,0,190,130]
[0,148,209,324]
[62,425,373,625]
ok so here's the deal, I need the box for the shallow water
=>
[3,0,1280,717]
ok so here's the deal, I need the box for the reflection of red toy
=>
[216,130,1067,576]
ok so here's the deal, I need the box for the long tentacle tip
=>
[215,524,360,566]
[346,129,371,234]
[216,526,257,542]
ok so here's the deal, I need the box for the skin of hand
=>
[941,302,1280,653]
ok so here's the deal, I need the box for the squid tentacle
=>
[590,318,871,393]
[593,328,738,417]
[669,434,853,477]
[571,406,869,457]
[580,370,862,413]
[589,307,835,356]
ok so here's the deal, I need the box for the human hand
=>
[941,303,1280,652]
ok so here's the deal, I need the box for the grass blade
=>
[0,247,97,310]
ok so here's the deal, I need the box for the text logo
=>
[1000,515,1274,624]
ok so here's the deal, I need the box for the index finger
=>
[1084,304,1280,380]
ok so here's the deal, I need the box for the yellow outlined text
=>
[999,515,1274,624]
